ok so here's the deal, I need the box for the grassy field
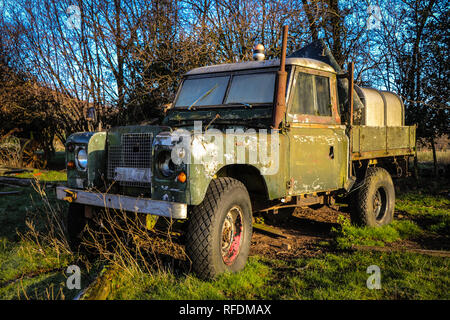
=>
[0,169,449,300]
[416,150,450,165]
[106,251,448,300]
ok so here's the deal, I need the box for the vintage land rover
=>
[58,27,416,279]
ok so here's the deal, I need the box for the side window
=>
[289,71,332,118]
[315,75,331,116]
[290,72,315,115]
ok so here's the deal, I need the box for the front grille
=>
[107,133,153,188]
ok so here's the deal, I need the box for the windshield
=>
[174,72,276,108]
[175,76,229,107]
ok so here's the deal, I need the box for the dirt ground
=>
[249,206,348,260]
[249,203,450,260]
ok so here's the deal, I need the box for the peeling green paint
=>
[287,126,348,194]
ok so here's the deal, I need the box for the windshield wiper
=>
[188,84,219,110]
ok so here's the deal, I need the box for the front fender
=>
[65,132,106,189]
[186,131,288,205]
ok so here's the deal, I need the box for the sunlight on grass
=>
[105,251,449,300]
[331,216,422,249]
[12,169,67,182]
[0,238,72,283]
[416,150,450,165]
[396,192,450,236]
[289,251,449,300]
[110,257,271,300]
[396,193,450,217]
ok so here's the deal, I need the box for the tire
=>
[185,177,253,279]
[351,167,395,227]
[67,203,87,251]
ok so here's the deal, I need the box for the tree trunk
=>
[328,0,344,67]
[430,137,438,177]
[413,146,419,184]
[301,0,319,41]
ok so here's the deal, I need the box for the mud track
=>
[250,206,347,260]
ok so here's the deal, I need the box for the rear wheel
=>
[351,167,395,227]
[185,178,252,279]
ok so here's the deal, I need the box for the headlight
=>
[76,148,88,170]
[156,150,175,177]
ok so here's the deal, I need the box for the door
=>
[286,67,348,195]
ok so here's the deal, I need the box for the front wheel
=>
[351,167,395,227]
[185,178,253,279]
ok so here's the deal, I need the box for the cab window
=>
[289,71,332,118]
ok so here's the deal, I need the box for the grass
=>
[110,257,272,300]
[105,252,449,300]
[102,178,450,300]
[7,169,67,182]
[332,216,423,249]
[416,150,450,165]
[286,251,449,300]
[0,180,86,299]
[0,168,448,300]
[396,189,450,237]
[396,193,450,217]
[0,186,35,240]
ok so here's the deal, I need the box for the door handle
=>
[329,146,334,159]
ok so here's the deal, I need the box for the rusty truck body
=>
[57,27,416,278]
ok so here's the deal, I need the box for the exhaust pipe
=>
[272,25,289,129]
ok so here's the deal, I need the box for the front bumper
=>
[56,186,187,219]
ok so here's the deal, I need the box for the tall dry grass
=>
[0,135,22,167]
[416,150,450,165]
[80,205,188,277]
[20,180,73,265]
[15,179,188,300]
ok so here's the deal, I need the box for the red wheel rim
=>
[221,206,244,265]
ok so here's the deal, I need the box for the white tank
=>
[382,91,404,126]
[355,87,404,127]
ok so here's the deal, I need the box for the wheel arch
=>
[190,164,270,210]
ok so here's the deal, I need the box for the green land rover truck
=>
[57,27,416,279]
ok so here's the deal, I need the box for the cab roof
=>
[185,57,336,76]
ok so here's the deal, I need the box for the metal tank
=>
[355,87,405,127]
